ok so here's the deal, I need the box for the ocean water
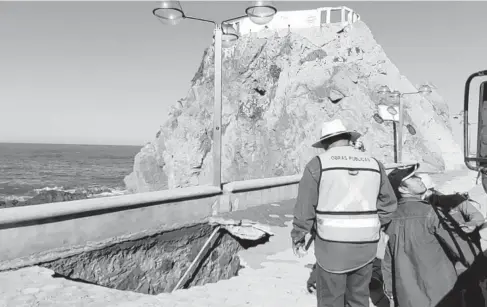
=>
[0,143,141,202]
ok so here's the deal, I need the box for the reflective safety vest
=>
[316,146,382,244]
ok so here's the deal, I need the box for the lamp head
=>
[153,1,185,26]
[221,23,239,48]
[246,1,277,25]
[418,84,433,95]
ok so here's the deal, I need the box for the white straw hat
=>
[312,119,361,148]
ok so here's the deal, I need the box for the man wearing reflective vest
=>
[291,119,398,307]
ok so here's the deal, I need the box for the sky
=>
[0,1,486,146]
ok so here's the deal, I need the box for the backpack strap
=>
[431,202,478,268]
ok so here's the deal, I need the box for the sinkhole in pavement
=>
[40,223,270,295]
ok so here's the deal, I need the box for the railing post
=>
[326,8,331,24]
[341,7,346,23]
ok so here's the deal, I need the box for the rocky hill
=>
[124,21,463,193]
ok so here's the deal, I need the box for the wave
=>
[0,185,129,207]
[0,194,31,202]
[32,186,128,198]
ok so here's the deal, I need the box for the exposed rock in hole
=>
[41,223,269,295]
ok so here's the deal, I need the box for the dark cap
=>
[387,163,420,199]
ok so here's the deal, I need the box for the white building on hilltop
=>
[229,6,360,36]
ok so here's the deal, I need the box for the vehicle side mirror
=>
[478,82,487,168]
[464,71,487,171]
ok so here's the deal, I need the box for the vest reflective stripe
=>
[316,146,382,243]
[316,213,381,243]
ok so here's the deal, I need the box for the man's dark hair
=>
[387,164,419,200]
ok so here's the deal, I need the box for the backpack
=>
[429,191,481,268]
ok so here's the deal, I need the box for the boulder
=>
[125,21,463,192]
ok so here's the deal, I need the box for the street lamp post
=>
[153,1,277,189]
[375,84,433,163]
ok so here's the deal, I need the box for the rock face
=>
[42,224,243,294]
[125,21,463,192]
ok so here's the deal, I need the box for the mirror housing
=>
[464,70,487,171]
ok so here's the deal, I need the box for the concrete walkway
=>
[0,169,483,307]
